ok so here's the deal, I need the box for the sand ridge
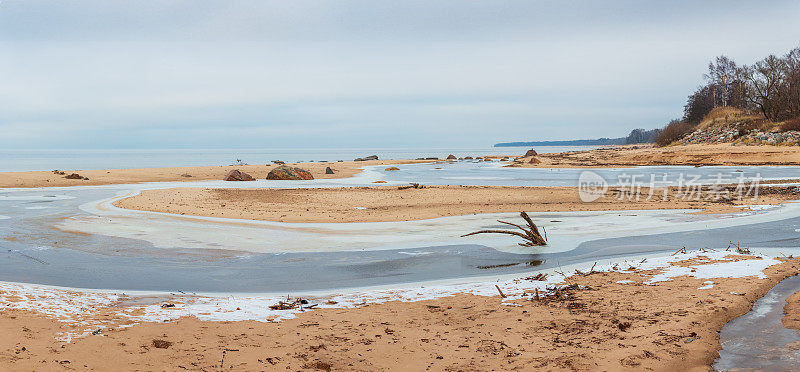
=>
[113,185,793,223]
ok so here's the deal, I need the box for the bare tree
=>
[783,47,800,119]
[743,55,786,121]
[704,55,738,107]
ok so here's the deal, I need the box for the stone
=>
[65,173,83,179]
[325,167,335,174]
[524,149,538,157]
[384,167,400,171]
[224,169,255,181]
[446,154,457,160]
[267,165,314,180]
[354,155,379,161]
[528,157,541,164]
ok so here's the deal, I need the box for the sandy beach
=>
[114,185,794,223]
[0,159,429,189]
[4,144,800,371]
[5,144,800,189]
[512,144,800,168]
[1,252,796,371]
[7,3,800,369]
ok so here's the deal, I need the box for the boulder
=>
[354,155,379,161]
[224,169,255,181]
[267,165,314,180]
[528,157,541,164]
[464,156,473,160]
[446,154,457,160]
[384,167,400,171]
[525,149,538,157]
[65,173,83,179]
[325,167,335,174]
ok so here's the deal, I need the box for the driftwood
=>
[398,183,423,190]
[727,241,750,254]
[269,296,312,310]
[461,211,547,247]
[495,285,507,298]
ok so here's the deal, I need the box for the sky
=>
[1,1,799,149]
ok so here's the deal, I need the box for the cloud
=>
[1,0,799,148]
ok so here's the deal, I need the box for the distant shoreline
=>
[495,138,626,147]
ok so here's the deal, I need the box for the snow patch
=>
[0,250,781,341]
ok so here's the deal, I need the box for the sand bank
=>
[783,287,800,332]
[114,185,793,223]
[513,143,800,168]
[0,251,797,370]
[0,159,429,189]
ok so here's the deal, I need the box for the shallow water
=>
[715,275,800,371]
[2,162,800,293]
[0,146,592,172]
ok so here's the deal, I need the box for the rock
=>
[325,167,335,174]
[464,156,473,160]
[272,160,285,164]
[373,180,387,183]
[224,169,255,181]
[354,155,379,161]
[385,167,400,171]
[52,170,65,175]
[447,154,457,160]
[524,149,538,157]
[65,173,83,179]
[267,165,314,180]
[152,340,172,349]
[528,157,541,164]
[180,173,192,178]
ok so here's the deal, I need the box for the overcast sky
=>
[1,0,799,149]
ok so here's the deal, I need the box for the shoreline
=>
[5,144,800,189]
[1,250,797,370]
[0,159,431,189]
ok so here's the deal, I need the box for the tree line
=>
[655,45,800,146]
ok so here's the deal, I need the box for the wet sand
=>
[1,254,798,371]
[783,286,800,332]
[114,185,792,223]
[0,159,429,189]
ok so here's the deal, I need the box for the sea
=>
[0,146,598,172]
